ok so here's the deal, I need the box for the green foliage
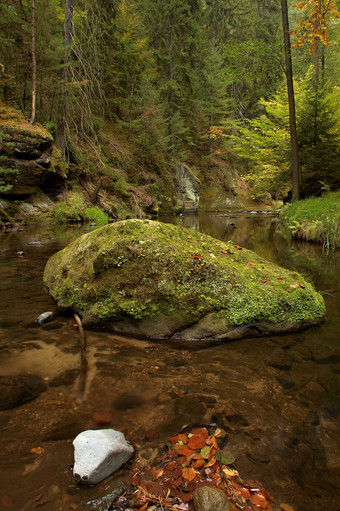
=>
[297,77,340,195]
[229,88,292,200]
[52,191,85,223]
[84,206,108,226]
[280,191,340,250]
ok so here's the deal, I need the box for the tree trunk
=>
[281,0,299,201]
[30,0,36,124]
[56,0,75,155]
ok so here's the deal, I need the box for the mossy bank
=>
[280,192,340,250]
[43,219,325,340]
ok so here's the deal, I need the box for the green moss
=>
[44,219,325,338]
[280,192,340,251]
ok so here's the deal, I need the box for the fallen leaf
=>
[182,467,197,482]
[193,459,206,469]
[220,449,235,464]
[0,495,13,508]
[30,447,44,455]
[200,446,210,459]
[260,279,270,284]
[277,278,286,282]
[151,467,164,480]
[299,284,305,289]
[223,467,239,477]
[289,282,300,289]
[178,433,188,444]
[138,504,148,511]
[187,434,207,450]
[246,262,256,266]
[204,456,216,468]
[221,249,230,254]
[251,493,268,508]
[285,288,292,292]
[193,254,203,260]
[235,245,242,250]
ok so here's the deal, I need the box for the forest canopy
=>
[0,0,339,203]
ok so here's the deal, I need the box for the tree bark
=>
[281,0,299,201]
[30,0,36,124]
[56,0,75,155]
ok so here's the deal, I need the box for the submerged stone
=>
[43,219,325,341]
[73,429,134,485]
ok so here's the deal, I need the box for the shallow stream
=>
[0,213,339,511]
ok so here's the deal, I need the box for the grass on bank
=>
[280,192,340,251]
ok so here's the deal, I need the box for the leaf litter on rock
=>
[110,425,276,511]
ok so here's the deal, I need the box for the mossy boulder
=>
[43,219,325,340]
[0,103,54,195]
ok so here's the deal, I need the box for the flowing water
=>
[0,213,339,511]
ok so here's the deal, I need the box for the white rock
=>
[73,429,134,485]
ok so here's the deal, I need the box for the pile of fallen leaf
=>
[113,425,275,511]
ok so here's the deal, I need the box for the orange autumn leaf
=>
[277,278,285,282]
[193,459,206,469]
[138,504,148,511]
[280,504,295,511]
[246,262,255,266]
[252,493,268,509]
[235,245,242,250]
[205,456,216,468]
[260,279,270,284]
[181,467,197,482]
[221,249,230,254]
[193,253,203,260]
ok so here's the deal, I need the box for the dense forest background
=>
[0,0,339,219]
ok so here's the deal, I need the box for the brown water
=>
[0,214,339,511]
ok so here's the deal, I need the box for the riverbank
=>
[280,192,340,251]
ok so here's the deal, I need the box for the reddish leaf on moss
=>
[289,282,300,289]
[246,262,256,266]
[235,245,242,250]
[193,254,203,260]
[260,279,270,284]
[285,288,292,292]
[221,249,231,254]
[277,278,286,283]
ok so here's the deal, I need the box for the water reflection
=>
[0,215,339,511]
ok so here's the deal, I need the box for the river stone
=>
[192,486,232,511]
[43,219,325,341]
[36,311,54,324]
[73,429,134,485]
[0,375,46,411]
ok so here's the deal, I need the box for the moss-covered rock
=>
[0,103,55,195]
[43,219,325,340]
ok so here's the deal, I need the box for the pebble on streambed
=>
[73,429,134,485]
